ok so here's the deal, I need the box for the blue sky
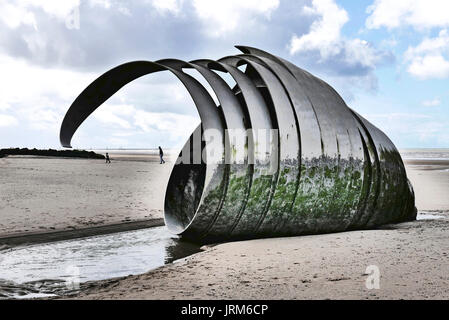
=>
[0,0,448,149]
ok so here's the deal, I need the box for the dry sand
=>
[72,158,449,300]
[0,154,171,238]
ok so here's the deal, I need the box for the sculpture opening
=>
[164,127,207,234]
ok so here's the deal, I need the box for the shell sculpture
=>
[60,46,416,243]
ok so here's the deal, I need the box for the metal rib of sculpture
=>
[60,46,416,243]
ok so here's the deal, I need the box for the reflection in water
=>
[0,226,200,299]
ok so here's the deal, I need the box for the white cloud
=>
[0,1,37,29]
[0,0,119,30]
[0,100,11,111]
[289,0,348,58]
[379,37,398,49]
[192,0,280,37]
[363,112,449,145]
[0,48,202,148]
[366,0,449,30]
[0,52,96,136]
[117,6,131,16]
[422,98,441,107]
[148,0,280,36]
[134,110,200,144]
[289,0,386,72]
[405,29,449,79]
[88,102,200,147]
[150,0,184,15]
[408,30,449,54]
[0,114,18,127]
[88,0,112,10]
[407,55,449,79]
[28,109,61,130]
[93,105,135,129]
[343,39,384,68]
[0,0,80,29]
[0,54,95,109]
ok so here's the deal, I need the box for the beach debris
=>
[60,46,416,243]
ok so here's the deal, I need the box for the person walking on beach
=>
[105,152,111,164]
[159,146,165,164]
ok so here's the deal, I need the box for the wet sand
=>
[0,219,163,247]
[71,157,449,300]
[75,216,448,300]
[404,159,449,211]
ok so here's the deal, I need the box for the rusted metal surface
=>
[60,46,416,243]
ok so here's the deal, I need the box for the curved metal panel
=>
[221,55,301,237]
[238,46,370,234]
[183,59,252,240]
[352,111,413,225]
[271,57,344,232]
[233,49,324,235]
[209,60,278,239]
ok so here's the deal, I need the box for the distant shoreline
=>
[0,148,105,159]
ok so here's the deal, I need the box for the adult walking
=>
[105,152,111,164]
[159,146,165,164]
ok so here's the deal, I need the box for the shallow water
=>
[0,226,200,299]
[416,213,445,220]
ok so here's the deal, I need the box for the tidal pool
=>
[0,226,200,299]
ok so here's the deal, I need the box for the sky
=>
[0,0,448,150]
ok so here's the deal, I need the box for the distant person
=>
[159,146,165,164]
[105,152,111,164]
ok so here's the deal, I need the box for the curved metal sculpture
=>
[60,46,416,243]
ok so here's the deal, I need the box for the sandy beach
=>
[76,152,449,300]
[75,216,448,300]
[0,152,171,239]
[1,150,448,299]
